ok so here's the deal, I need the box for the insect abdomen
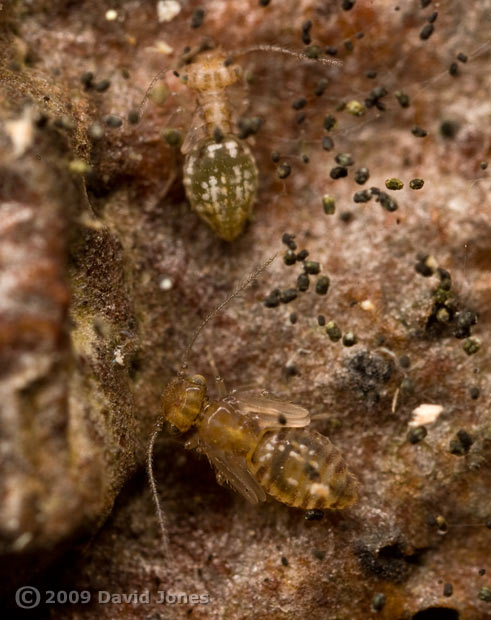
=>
[248,428,358,510]
[183,136,258,241]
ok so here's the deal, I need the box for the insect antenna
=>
[147,252,276,553]
[229,44,342,68]
[147,423,169,554]
[180,252,277,374]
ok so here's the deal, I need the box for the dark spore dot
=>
[278,413,287,425]
[480,161,488,169]
[449,62,459,77]
[280,288,298,304]
[365,69,377,79]
[297,273,310,292]
[283,250,297,265]
[322,136,335,151]
[80,71,94,89]
[372,593,386,611]
[339,211,354,223]
[330,166,348,179]
[315,276,330,295]
[456,429,473,449]
[162,128,182,147]
[271,150,280,163]
[289,313,298,324]
[342,0,356,10]
[259,0,271,5]
[304,509,324,521]
[411,608,459,620]
[264,289,281,308]
[312,549,326,560]
[407,426,427,444]
[343,332,357,346]
[353,190,372,203]
[94,79,111,92]
[281,556,289,566]
[127,109,140,124]
[314,78,329,96]
[323,115,337,131]
[399,355,411,369]
[479,568,486,575]
[412,126,428,137]
[296,249,309,261]
[354,167,369,184]
[410,178,425,190]
[325,46,338,56]
[326,321,342,342]
[277,162,291,179]
[191,8,205,28]
[302,31,311,45]
[292,98,307,110]
[457,52,468,63]
[335,152,354,166]
[469,386,480,399]
[428,11,438,23]
[395,90,410,108]
[344,40,354,52]
[296,112,306,125]
[237,116,263,139]
[420,0,432,7]
[419,23,434,40]
[304,45,322,59]
[302,154,309,164]
[443,583,453,597]
[284,364,299,378]
[317,315,326,326]
[304,260,320,275]
[414,255,434,277]
[104,114,123,128]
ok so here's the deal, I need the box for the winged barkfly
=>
[148,255,357,552]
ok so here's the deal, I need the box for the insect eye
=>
[165,422,182,437]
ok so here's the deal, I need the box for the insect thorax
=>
[198,398,262,456]
[183,136,258,241]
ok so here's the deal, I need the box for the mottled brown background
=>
[0,0,490,619]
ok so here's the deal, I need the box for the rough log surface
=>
[0,1,490,619]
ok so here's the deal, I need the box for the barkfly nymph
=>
[147,255,358,552]
[139,40,340,241]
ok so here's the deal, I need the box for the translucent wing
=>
[205,445,267,504]
[230,391,311,430]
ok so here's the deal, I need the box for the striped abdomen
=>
[248,428,358,510]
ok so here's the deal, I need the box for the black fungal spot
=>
[346,350,394,405]
[356,543,422,584]
[191,8,205,28]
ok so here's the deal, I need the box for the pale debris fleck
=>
[5,107,35,157]
[360,299,375,312]
[113,346,125,366]
[160,277,173,291]
[409,403,444,427]
[105,9,118,21]
[157,0,181,23]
